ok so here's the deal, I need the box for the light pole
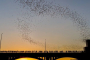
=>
[45,39,46,51]
[0,33,3,50]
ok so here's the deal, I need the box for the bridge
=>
[0,39,90,60]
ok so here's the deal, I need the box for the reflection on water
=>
[15,57,77,60]
[56,57,77,60]
[15,57,39,60]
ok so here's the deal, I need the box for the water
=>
[15,57,38,60]
[15,57,77,60]
[56,57,77,60]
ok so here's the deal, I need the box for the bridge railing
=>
[0,51,84,53]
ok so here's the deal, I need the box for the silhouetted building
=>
[84,39,90,53]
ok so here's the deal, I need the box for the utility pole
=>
[0,33,3,50]
[45,39,46,51]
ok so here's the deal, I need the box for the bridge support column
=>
[46,57,49,60]
[8,57,15,60]
[44,57,46,60]
[49,57,55,60]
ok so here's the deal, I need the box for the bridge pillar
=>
[50,57,52,60]
[46,57,49,60]
[49,57,56,60]
[8,57,16,60]
[44,57,46,60]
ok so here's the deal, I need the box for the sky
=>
[0,0,90,51]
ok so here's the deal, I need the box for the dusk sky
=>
[0,0,90,51]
